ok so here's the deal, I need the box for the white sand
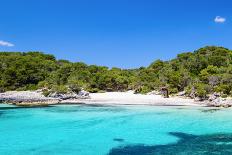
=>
[62,91,203,106]
[0,91,205,106]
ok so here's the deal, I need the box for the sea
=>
[1,103,232,155]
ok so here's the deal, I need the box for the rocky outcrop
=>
[206,93,231,107]
[48,89,90,100]
[0,90,90,106]
[208,92,220,102]
[0,91,60,106]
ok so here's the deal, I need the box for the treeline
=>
[0,46,232,98]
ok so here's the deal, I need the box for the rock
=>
[189,88,196,99]
[0,91,60,106]
[194,97,204,102]
[177,91,186,96]
[78,90,89,97]
[48,90,90,100]
[208,92,220,101]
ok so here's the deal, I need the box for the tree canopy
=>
[1,46,232,98]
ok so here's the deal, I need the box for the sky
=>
[0,0,232,68]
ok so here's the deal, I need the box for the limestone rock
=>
[177,91,186,96]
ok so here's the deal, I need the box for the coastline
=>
[62,92,204,107]
[0,91,207,107]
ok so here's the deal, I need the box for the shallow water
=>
[1,104,232,155]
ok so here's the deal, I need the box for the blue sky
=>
[0,0,231,68]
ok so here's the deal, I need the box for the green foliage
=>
[135,86,151,94]
[1,46,232,97]
[215,84,232,95]
[169,88,178,94]
[195,83,207,98]
[42,89,50,97]
[51,85,69,94]
[221,94,228,98]
[0,52,57,91]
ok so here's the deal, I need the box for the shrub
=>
[87,88,100,93]
[195,83,207,98]
[52,85,68,94]
[140,86,151,94]
[221,94,228,98]
[215,84,231,95]
[42,89,50,97]
[169,88,178,94]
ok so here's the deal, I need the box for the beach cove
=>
[1,90,232,107]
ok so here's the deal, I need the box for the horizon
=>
[0,0,231,68]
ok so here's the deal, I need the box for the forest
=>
[0,46,232,99]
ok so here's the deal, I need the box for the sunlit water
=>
[1,103,232,155]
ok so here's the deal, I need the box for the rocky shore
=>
[175,91,232,108]
[0,90,90,106]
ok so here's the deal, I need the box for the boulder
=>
[48,90,90,100]
[208,92,220,101]
[78,90,89,97]
[177,91,186,96]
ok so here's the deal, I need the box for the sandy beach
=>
[0,90,203,106]
[61,91,203,106]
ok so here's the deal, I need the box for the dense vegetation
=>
[0,46,232,98]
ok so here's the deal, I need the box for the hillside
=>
[0,46,232,99]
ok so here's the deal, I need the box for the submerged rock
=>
[109,132,232,155]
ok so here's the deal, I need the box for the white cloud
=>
[214,16,226,23]
[0,40,14,47]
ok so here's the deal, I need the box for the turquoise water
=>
[1,104,232,154]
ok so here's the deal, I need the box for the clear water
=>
[1,104,232,155]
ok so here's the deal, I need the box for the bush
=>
[38,81,50,89]
[68,83,81,93]
[195,84,207,98]
[214,84,232,95]
[221,94,228,98]
[184,85,192,96]
[52,85,68,94]
[169,88,178,94]
[42,89,50,97]
[136,86,151,94]
[87,88,100,93]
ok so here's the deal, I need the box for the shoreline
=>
[61,92,205,107]
[0,91,207,107]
